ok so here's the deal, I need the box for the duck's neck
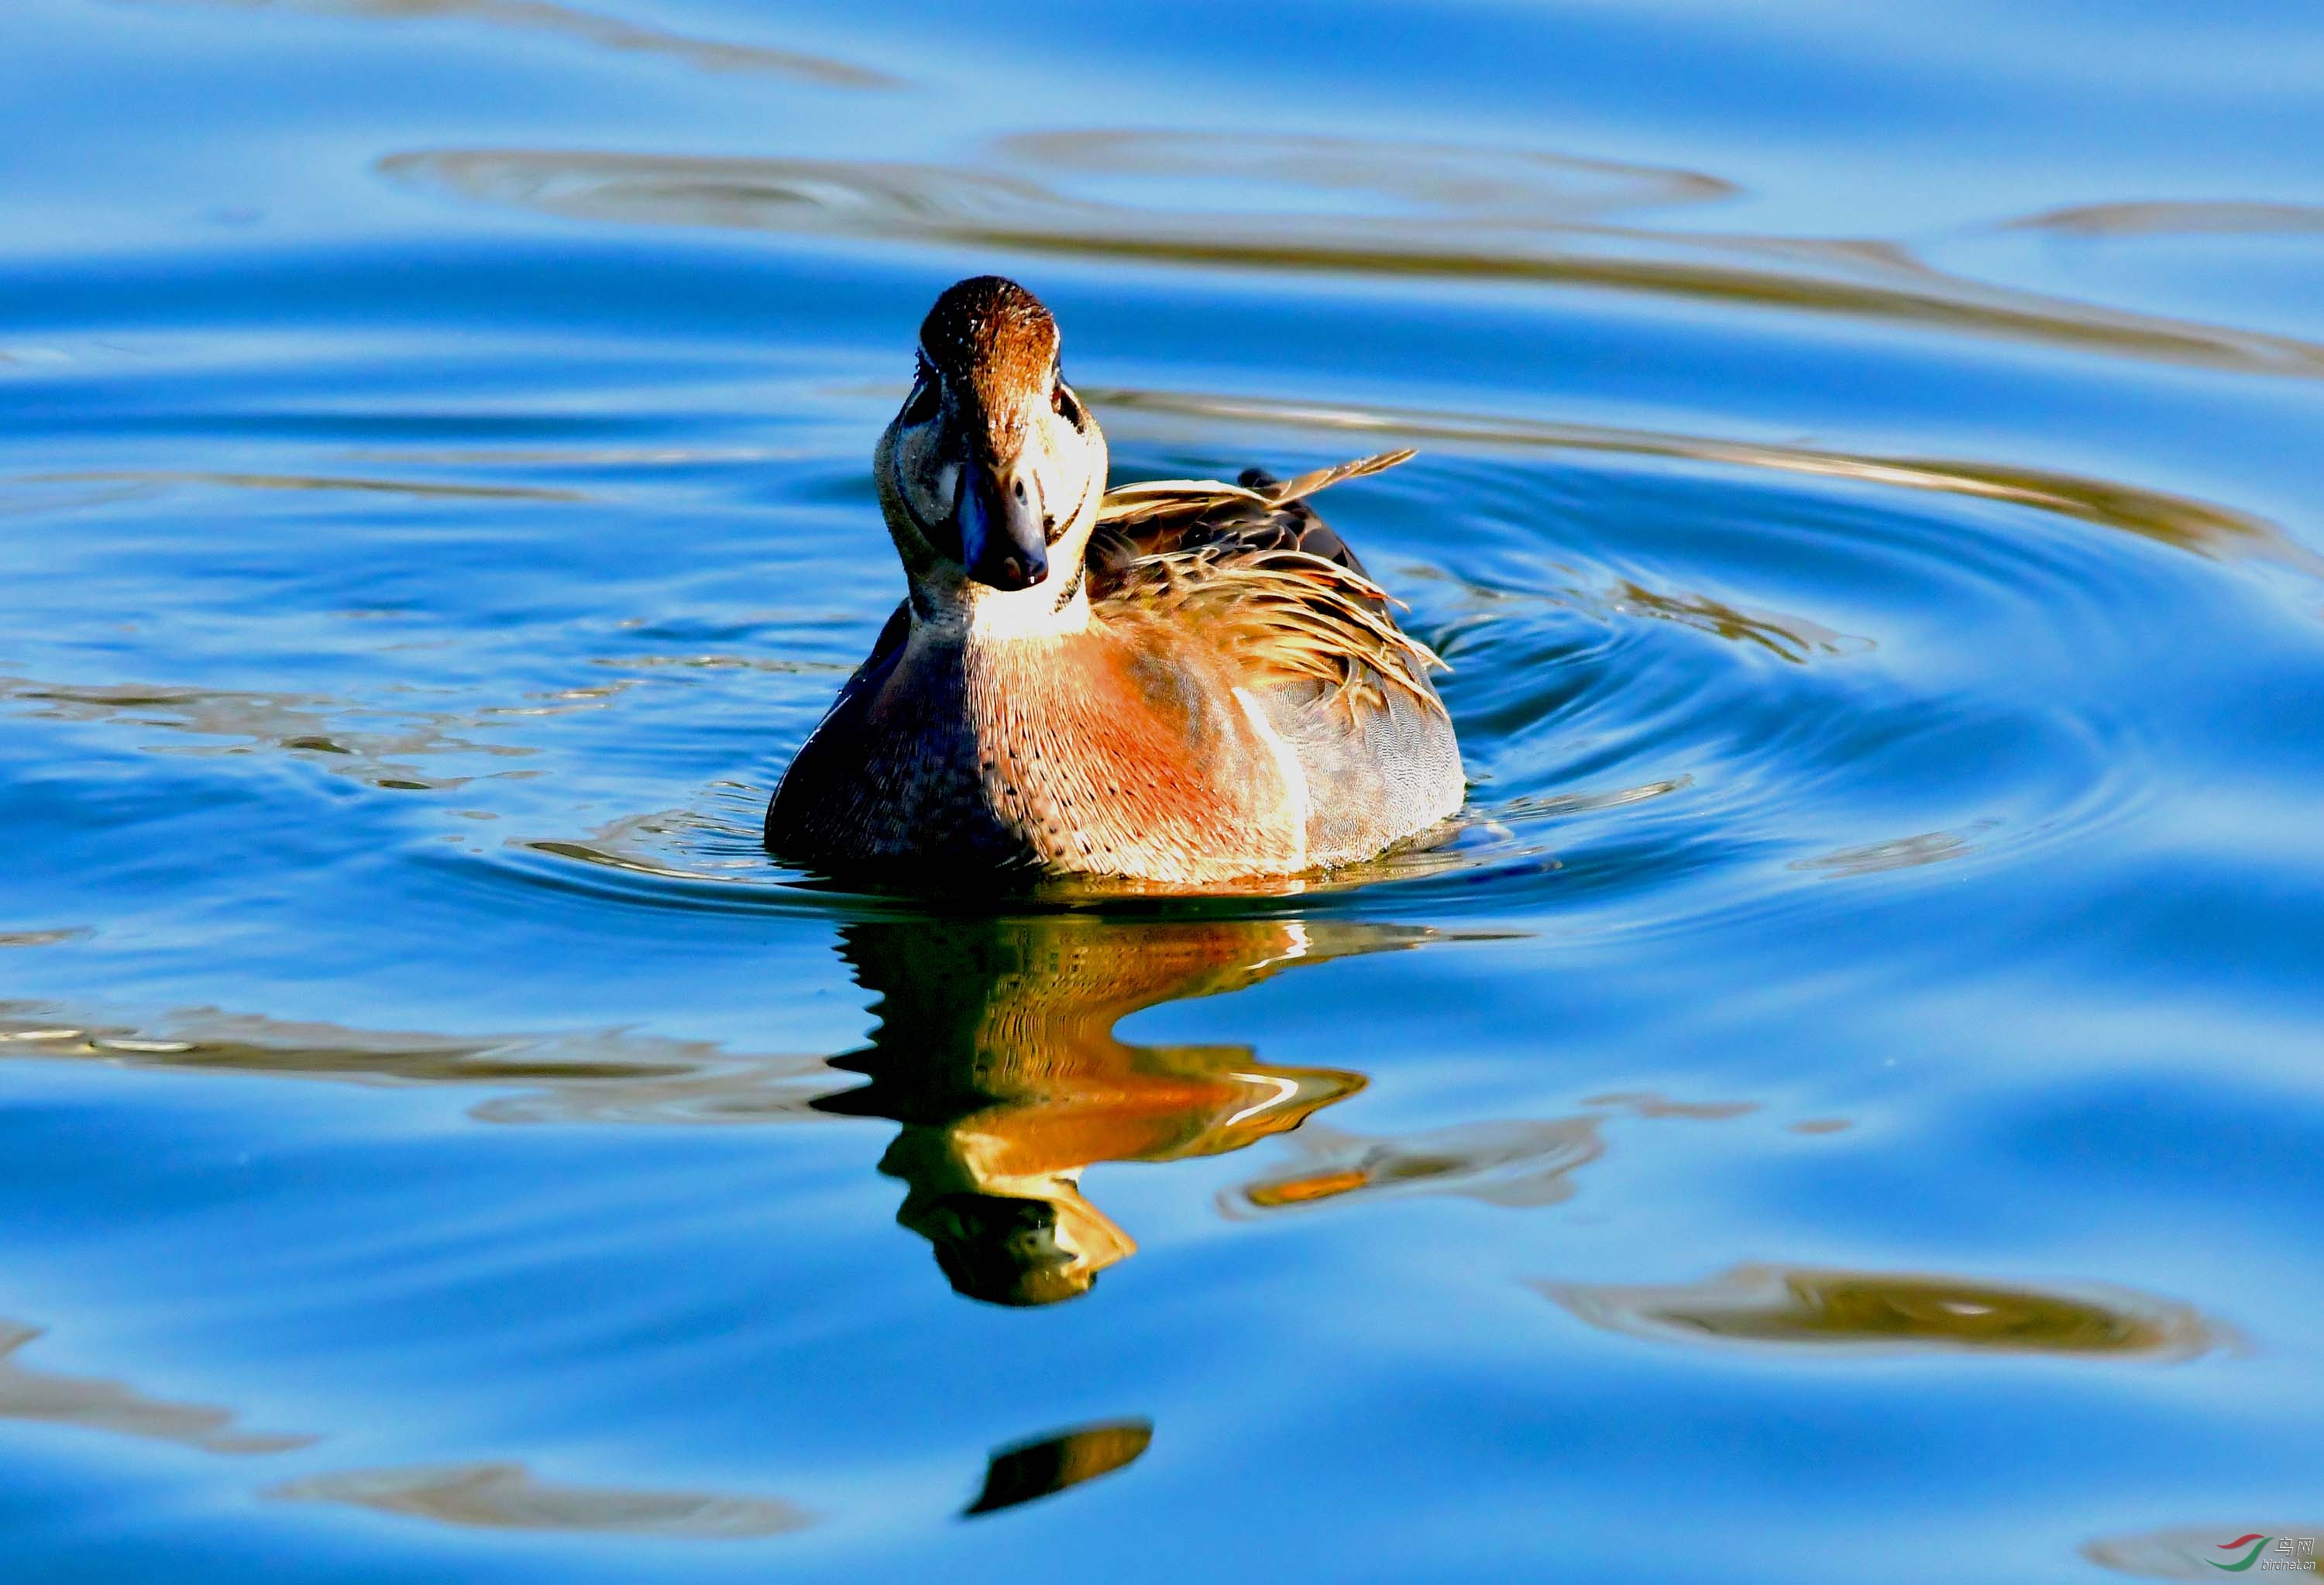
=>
[911,575,1092,646]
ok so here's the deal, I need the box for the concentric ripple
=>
[480,387,2293,940]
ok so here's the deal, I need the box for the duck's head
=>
[875,276,1108,634]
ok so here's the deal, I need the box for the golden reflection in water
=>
[269,1461,811,1537]
[108,0,896,89]
[813,916,1415,1306]
[1544,1265,2216,1358]
[379,136,2324,379]
[1225,1093,1752,1215]
[1232,1119,1602,1213]
[963,1418,1153,1518]
[1,918,1418,1307]
[0,1319,313,1455]
[9,913,1421,1310]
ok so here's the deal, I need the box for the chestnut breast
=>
[958,617,1308,880]
[768,614,1309,882]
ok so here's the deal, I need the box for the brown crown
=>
[919,276,1059,421]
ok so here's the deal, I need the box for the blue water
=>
[5,2,2324,1579]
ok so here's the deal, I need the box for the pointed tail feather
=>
[1266,449,1418,506]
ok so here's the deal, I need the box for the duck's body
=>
[766,277,1462,885]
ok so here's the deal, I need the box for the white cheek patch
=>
[1030,415,1095,538]
[894,428,957,537]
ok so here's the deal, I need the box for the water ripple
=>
[380,141,2324,378]
[1543,1266,2220,1359]
[108,0,898,89]
[450,398,2247,930]
[270,1462,812,1538]
[0,1319,313,1456]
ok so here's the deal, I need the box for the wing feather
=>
[1087,452,1446,724]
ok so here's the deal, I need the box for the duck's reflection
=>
[0,914,1421,1306]
[813,916,1418,1306]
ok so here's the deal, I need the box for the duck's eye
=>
[900,363,939,426]
[1052,379,1083,425]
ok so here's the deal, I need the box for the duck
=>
[765,275,1463,885]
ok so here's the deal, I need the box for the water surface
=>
[5,2,2324,1579]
